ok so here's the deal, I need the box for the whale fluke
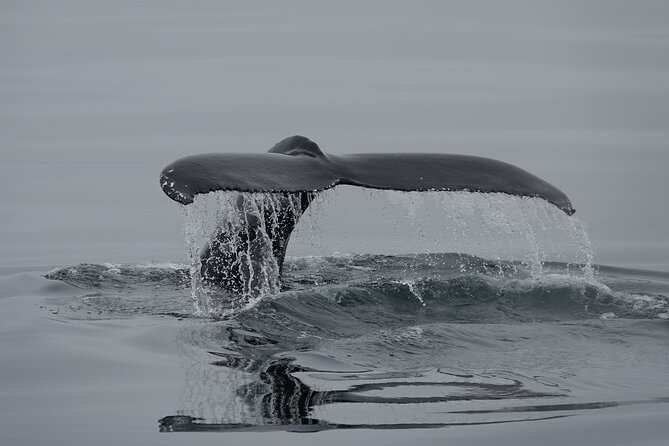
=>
[160,136,575,294]
[161,135,574,215]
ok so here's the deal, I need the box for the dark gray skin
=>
[160,135,575,294]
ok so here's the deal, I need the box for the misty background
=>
[1,0,668,271]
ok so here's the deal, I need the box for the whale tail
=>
[161,136,575,295]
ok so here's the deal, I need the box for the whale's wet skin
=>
[40,190,669,433]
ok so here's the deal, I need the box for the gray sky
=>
[1,0,668,270]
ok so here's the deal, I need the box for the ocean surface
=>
[2,1,669,445]
[2,190,669,445]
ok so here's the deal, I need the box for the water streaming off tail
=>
[181,188,595,317]
[181,192,306,315]
[294,188,595,277]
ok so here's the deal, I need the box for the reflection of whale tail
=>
[160,136,575,294]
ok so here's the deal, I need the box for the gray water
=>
[2,1,669,445]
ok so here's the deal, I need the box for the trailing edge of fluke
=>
[160,135,575,215]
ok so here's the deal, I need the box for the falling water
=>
[180,188,596,316]
[181,191,306,316]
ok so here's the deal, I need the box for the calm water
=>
[2,1,669,445]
